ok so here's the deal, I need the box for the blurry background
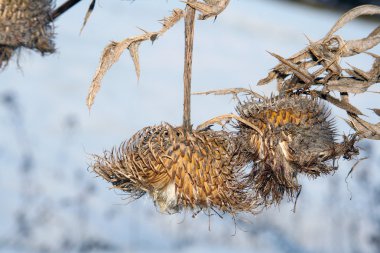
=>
[0,0,380,252]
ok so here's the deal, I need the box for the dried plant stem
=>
[52,0,83,20]
[183,1,196,132]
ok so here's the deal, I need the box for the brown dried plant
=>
[196,4,379,206]
[89,3,380,217]
[257,5,380,139]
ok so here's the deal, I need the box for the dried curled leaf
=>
[370,108,380,116]
[324,5,380,39]
[183,0,230,20]
[196,113,263,136]
[256,5,380,140]
[347,114,380,140]
[87,9,184,110]
[193,87,264,99]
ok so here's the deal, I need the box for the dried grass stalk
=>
[87,9,184,110]
[92,123,259,215]
[0,0,55,68]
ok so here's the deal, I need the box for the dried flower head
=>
[235,95,342,205]
[0,0,55,68]
[92,123,258,215]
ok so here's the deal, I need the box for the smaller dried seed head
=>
[235,95,338,205]
[0,0,55,68]
[91,123,258,215]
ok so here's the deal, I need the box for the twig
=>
[183,1,196,132]
[52,0,83,20]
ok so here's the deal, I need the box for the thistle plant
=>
[86,2,380,217]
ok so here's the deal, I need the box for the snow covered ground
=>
[0,0,379,252]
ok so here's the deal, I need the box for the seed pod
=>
[236,95,337,205]
[0,0,55,68]
[92,123,257,215]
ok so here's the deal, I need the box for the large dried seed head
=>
[0,0,55,68]
[236,95,337,205]
[92,123,257,215]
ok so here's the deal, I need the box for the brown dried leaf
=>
[368,54,380,80]
[369,25,380,37]
[342,35,380,57]
[129,42,141,80]
[347,114,380,140]
[184,0,230,20]
[324,5,380,39]
[346,64,370,81]
[193,88,264,99]
[326,78,372,93]
[80,0,96,34]
[268,52,314,84]
[159,9,184,33]
[258,71,278,86]
[87,9,184,110]
[369,108,380,116]
[314,91,363,115]
[196,113,263,136]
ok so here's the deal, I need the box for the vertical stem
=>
[183,1,196,132]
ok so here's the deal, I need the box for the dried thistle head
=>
[0,0,55,68]
[235,95,340,205]
[92,123,258,215]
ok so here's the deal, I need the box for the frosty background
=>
[0,0,380,252]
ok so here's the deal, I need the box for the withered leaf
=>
[268,52,314,84]
[326,78,372,93]
[193,88,264,99]
[345,64,370,81]
[370,108,380,116]
[184,0,230,20]
[196,113,263,136]
[342,35,380,57]
[347,114,380,140]
[314,91,363,115]
[129,42,141,80]
[87,9,184,110]
[324,5,380,39]
[258,71,278,86]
